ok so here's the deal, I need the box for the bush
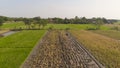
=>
[86,27,97,30]
[111,26,119,31]
[65,28,70,30]
[48,26,54,30]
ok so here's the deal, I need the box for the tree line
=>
[0,16,118,29]
[49,16,117,24]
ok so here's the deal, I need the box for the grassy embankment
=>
[0,30,46,68]
[70,30,120,68]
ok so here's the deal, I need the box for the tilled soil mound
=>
[21,30,104,68]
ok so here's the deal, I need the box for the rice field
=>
[92,30,120,40]
[1,22,110,30]
[70,30,120,68]
[0,30,46,68]
[21,30,103,68]
[0,22,119,68]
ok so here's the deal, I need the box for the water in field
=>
[2,31,18,36]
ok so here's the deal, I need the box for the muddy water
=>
[1,31,18,36]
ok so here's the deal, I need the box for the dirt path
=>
[21,30,104,68]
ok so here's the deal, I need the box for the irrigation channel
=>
[0,31,18,37]
[21,30,104,68]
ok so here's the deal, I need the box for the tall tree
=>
[23,18,31,29]
[95,18,104,29]
[102,18,108,24]
[0,18,4,29]
[81,17,87,24]
[41,19,48,28]
[33,17,41,29]
[74,16,80,24]
[64,18,70,24]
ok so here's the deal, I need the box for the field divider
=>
[20,30,49,68]
[67,31,105,68]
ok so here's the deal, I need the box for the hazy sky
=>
[0,0,120,19]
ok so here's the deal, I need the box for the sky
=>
[0,0,120,19]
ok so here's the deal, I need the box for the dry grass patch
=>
[0,30,9,34]
[70,30,120,68]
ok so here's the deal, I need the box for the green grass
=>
[46,24,110,30]
[92,30,120,40]
[0,48,31,68]
[0,30,46,68]
[1,22,25,29]
[100,25,111,30]
[48,24,94,29]
[1,22,110,30]
[0,30,46,48]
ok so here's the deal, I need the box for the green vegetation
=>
[45,24,95,30]
[0,30,46,68]
[0,14,113,30]
[1,22,110,30]
[0,16,118,68]
[1,22,24,29]
[0,48,31,68]
[92,30,120,40]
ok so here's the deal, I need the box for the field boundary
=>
[67,31,105,68]
[20,30,49,68]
